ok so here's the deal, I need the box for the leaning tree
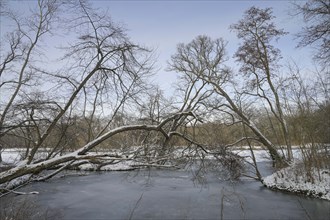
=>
[168,35,286,167]
[230,7,293,161]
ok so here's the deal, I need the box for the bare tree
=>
[0,0,69,164]
[295,0,330,65]
[230,7,293,161]
[0,0,60,138]
[21,0,156,164]
[169,35,285,166]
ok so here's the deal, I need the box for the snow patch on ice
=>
[77,160,136,171]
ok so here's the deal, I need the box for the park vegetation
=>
[0,0,329,198]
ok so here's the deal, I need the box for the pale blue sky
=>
[1,0,312,95]
[94,0,311,94]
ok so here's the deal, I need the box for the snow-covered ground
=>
[233,147,304,162]
[263,165,330,200]
[1,149,23,165]
[233,149,271,162]
[234,148,330,200]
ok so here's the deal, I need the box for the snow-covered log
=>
[0,111,194,185]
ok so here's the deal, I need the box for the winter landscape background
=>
[0,0,329,219]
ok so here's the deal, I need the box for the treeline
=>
[2,101,329,151]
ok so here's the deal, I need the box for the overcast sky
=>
[2,0,313,96]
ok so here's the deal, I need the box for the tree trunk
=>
[212,84,286,166]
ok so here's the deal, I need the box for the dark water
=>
[2,162,330,220]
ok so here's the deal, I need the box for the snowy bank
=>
[263,164,330,200]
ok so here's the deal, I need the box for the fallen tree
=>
[0,111,194,185]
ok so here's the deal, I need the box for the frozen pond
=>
[6,162,330,220]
